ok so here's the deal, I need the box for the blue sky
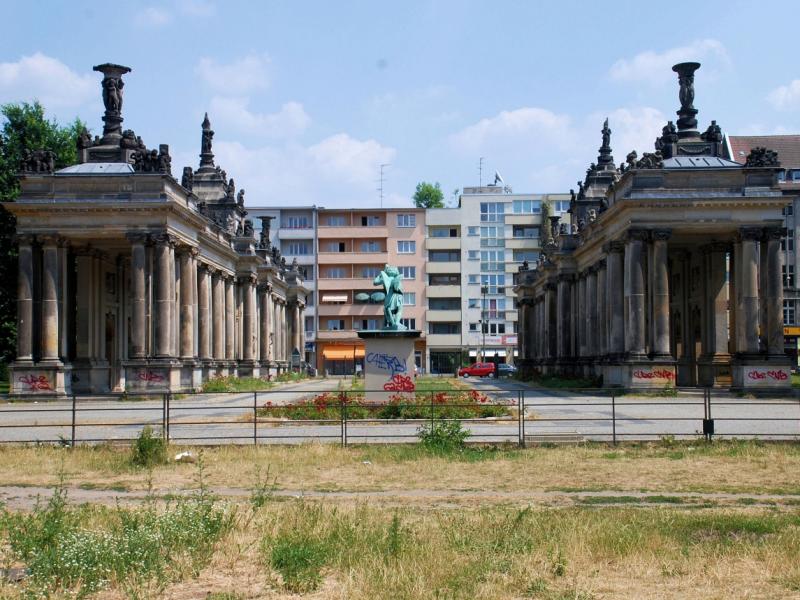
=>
[1,1,798,208]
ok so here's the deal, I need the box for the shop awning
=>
[321,295,348,303]
[469,349,507,357]
[322,346,365,360]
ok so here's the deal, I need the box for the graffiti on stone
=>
[366,352,407,377]
[137,370,165,383]
[383,374,415,392]
[632,369,675,381]
[18,374,54,391]
[747,369,788,381]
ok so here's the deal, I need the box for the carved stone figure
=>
[102,76,123,113]
[120,129,138,149]
[201,113,213,155]
[291,257,299,272]
[587,208,597,224]
[77,129,92,150]
[373,264,405,330]
[744,146,781,168]
[559,223,569,236]
[226,178,235,202]
[601,118,611,149]
[259,216,274,249]
[181,167,194,190]
[701,120,723,143]
[243,219,254,237]
[157,145,171,175]
[626,150,638,168]
[634,151,664,170]
[237,189,245,206]
[20,149,56,173]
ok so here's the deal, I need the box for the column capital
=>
[38,233,65,247]
[595,258,607,270]
[651,229,672,242]
[238,273,257,285]
[738,226,763,242]
[557,273,575,283]
[603,240,626,253]
[544,282,557,292]
[14,233,36,246]
[125,231,150,245]
[152,231,178,247]
[626,228,650,242]
[763,226,784,241]
[175,243,199,256]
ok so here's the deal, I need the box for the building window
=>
[397,213,416,228]
[480,226,504,247]
[305,316,315,332]
[782,236,794,252]
[468,250,479,261]
[404,292,416,306]
[552,200,570,213]
[480,202,505,223]
[482,322,506,335]
[469,322,478,332]
[327,215,346,226]
[303,266,315,281]
[512,225,539,238]
[429,273,460,285]
[429,322,461,334]
[361,266,381,278]
[361,215,381,226]
[284,215,309,228]
[784,265,795,288]
[513,250,540,263]
[468,298,479,309]
[468,274,480,285]
[400,318,416,330]
[467,226,479,236]
[326,241,346,253]
[325,267,346,279]
[327,319,346,331]
[429,250,459,262]
[512,199,542,214]
[480,250,505,271]
[429,297,459,310]
[481,297,506,319]
[481,274,505,294]
[397,240,416,254]
[360,240,380,252]
[784,300,795,325]
[286,242,310,255]
[430,227,458,238]
[358,318,380,330]
[783,204,794,216]
[399,266,416,279]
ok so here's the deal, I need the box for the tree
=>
[412,181,445,209]
[0,102,84,367]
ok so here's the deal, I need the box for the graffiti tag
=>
[137,370,165,383]
[632,369,675,381]
[366,352,407,376]
[18,374,53,391]
[747,370,788,381]
[383,374,416,392]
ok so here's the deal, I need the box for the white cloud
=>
[449,107,573,152]
[767,80,800,110]
[309,133,396,186]
[610,39,729,85]
[195,54,270,95]
[209,97,310,137]
[135,6,172,27]
[0,53,96,110]
[593,107,667,159]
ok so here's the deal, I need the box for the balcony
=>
[427,309,461,322]
[426,237,461,250]
[316,329,361,341]
[426,261,461,274]
[427,285,461,298]
[278,227,314,239]
[282,253,315,265]
[506,238,540,250]
[317,303,383,317]
[505,214,539,225]
[318,277,378,290]
[318,225,388,239]
[304,330,316,342]
[318,251,388,265]
[426,333,462,347]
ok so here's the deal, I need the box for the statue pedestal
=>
[357,330,421,403]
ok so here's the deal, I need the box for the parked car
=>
[458,362,496,378]
[495,363,517,377]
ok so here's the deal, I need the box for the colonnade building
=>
[515,62,792,391]
[4,63,308,397]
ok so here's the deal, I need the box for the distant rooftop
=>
[662,156,741,169]
[725,135,800,170]
[57,163,135,175]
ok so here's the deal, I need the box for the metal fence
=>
[0,387,798,446]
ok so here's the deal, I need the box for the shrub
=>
[269,535,329,593]
[131,425,167,467]
[417,419,470,451]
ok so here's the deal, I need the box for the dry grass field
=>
[0,440,798,599]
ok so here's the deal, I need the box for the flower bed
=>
[258,389,512,421]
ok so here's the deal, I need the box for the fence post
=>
[703,387,714,442]
[518,390,525,448]
[162,394,167,441]
[71,394,77,447]
[166,393,171,441]
[430,391,435,428]
[611,392,617,446]
[253,391,258,446]
[341,391,348,447]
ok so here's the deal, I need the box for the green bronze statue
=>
[373,264,405,330]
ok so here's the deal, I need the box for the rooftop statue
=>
[373,264,405,330]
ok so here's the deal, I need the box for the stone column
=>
[624,230,648,359]
[651,230,672,359]
[241,275,255,361]
[576,274,586,358]
[39,236,62,361]
[557,275,572,360]
[211,270,225,359]
[765,227,785,356]
[596,259,607,360]
[198,264,211,360]
[518,300,528,360]
[16,235,34,362]
[543,283,556,360]
[586,268,598,359]
[190,249,199,357]
[605,242,625,358]
[293,302,301,354]
[700,243,729,359]
[225,276,235,361]
[178,246,196,359]
[128,234,147,359]
[259,284,271,363]
[299,302,306,359]
[153,233,174,358]
[737,228,761,356]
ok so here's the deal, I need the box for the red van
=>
[457,362,496,378]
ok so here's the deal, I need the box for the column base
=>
[71,359,110,394]
[696,354,732,388]
[237,360,261,378]
[731,357,791,391]
[123,359,182,394]
[606,360,677,389]
[9,360,72,397]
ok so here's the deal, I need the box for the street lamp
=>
[480,285,488,362]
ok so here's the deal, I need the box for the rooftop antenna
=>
[378,163,390,208]
[478,157,484,186]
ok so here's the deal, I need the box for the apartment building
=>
[316,208,427,374]
[425,187,571,374]
[248,206,319,367]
